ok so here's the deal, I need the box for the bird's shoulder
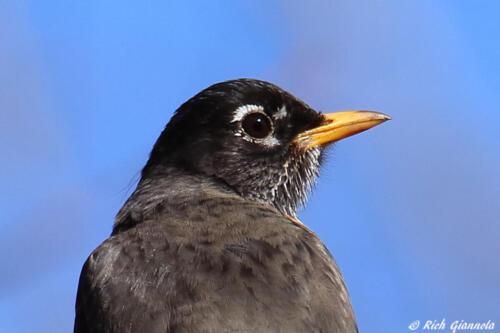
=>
[76,196,355,332]
[85,196,327,281]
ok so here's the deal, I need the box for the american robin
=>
[74,79,390,333]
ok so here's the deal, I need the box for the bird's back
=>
[75,193,357,333]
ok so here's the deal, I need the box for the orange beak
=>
[294,111,391,148]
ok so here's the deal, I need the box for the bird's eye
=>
[241,112,273,139]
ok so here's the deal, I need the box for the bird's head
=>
[142,79,389,217]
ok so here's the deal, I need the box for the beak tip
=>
[359,110,391,121]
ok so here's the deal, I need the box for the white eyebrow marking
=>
[231,104,264,123]
[274,105,287,120]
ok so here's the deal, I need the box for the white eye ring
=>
[230,104,280,147]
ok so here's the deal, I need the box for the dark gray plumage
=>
[74,79,385,333]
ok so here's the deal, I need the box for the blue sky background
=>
[1,1,499,332]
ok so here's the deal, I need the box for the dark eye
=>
[241,112,273,139]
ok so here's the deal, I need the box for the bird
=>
[74,78,390,333]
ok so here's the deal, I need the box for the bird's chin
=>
[271,145,322,217]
